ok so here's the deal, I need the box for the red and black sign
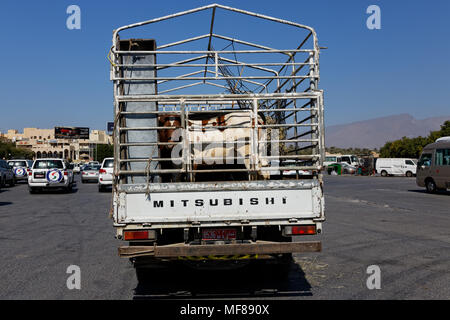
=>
[54,127,89,139]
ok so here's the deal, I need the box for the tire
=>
[426,179,437,193]
[81,180,85,184]
[98,185,104,192]
[28,187,36,194]
[381,170,388,177]
[9,177,15,187]
[406,171,413,177]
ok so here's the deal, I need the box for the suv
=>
[98,157,113,192]
[28,159,74,193]
[0,160,15,188]
[7,159,32,183]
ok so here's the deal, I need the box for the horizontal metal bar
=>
[118,179,319,193]
[118,241,322,258]
[119,142,178,146]
[115,92,320,101]
[114,49,314,54]
[116,62,312,68]
[258,139,319,143]
[113,75,314,81]
[118,108,319,115]
[119,158,182,162]
[260,155,318,159]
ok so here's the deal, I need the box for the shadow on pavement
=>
[30,187,79,194]
[133,260,312,299]
[0,201,13,206]
[408,189,450,196]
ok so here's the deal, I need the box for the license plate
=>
[202,228,237,240]
[34,173,44,178]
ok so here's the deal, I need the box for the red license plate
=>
[202,229,237,240]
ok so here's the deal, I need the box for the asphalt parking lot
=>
[0,174,448,299]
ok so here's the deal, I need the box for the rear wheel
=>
[406,171,413,177]
[28,187,36,194]
[9,177,15,187]
[426,179,437,193]
[381,170,388,177]
[98,185,104,192]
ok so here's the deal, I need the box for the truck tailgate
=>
[115,180,323,226]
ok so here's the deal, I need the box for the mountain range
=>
[325,114,450,149]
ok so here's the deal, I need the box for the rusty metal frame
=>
[118,241,322,258]
[110,3,324,183]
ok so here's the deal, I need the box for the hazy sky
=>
[0,0,449,133]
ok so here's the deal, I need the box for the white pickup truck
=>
[109,4,325,270]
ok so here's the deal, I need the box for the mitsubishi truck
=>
[109,4,325,271]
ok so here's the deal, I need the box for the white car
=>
[98,157,114,192]
[281,160,311,177]
[7,159,32,183]
[28,158,74,193]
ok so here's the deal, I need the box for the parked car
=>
[341,162,357,174]
[0,160,15,188]
[280,160,311,178]
[98,158,114,192]
[81,164,101,183]
[375,158,417,177]
[7,159,32,183]
[28,158,74,193]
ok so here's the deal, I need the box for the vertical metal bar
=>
[252,99,259,180]
[203,7,216,83]
[215,52,219,78]
[308,51,319,170]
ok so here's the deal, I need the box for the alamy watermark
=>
[66,5,81,30]
[366,5,381,30]
[366,265,381,289]
[66,265,81,290]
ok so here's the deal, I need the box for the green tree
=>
[0,142,34,160]
[95,144,113,163]
[379,120,450,158]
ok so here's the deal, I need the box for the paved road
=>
[0,175,448,299]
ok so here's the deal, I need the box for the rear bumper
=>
[118,241,321,258]
[99,179,112,186]
[28,181,69,187]
[81,176,98,181]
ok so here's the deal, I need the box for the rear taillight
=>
[99,169,106,174]
[284,225,316,235]
[64,171,68,176]
[123,230,156,241]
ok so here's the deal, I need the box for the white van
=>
[340,155,361,166]
[324,155,341,167]
[375,158,417,177]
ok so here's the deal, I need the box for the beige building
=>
[1,128,112,162]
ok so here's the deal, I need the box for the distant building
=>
[1,128,112,162]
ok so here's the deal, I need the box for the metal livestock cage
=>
[109,3,325,187]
